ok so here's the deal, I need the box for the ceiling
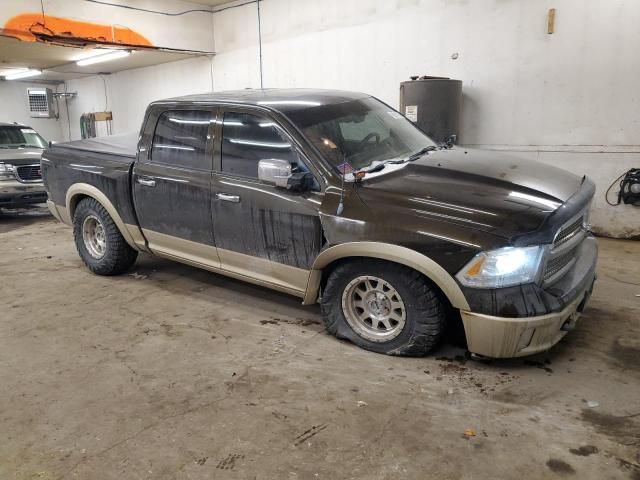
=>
[0,36,205,83]
[0,0,243,83]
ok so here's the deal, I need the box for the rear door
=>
[133,106,220,266]
[210,107,324,295]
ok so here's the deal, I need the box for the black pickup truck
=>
[42,89,597,358]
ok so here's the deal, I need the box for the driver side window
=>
[221,111,301,178]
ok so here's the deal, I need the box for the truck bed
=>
[42,133,139,227]
[55,133,138,158]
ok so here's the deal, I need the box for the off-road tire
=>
[321,259,446,356]
[73,197,138,275]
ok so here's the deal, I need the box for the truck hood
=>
[356,147,585,240]
[0,147,43,165]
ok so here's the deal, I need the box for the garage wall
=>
[53,0,639,238]
[0,81,64,141]
[211,0,640,238]
[214,0,639,147]
[59,56,213,140]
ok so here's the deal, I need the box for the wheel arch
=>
[303,242,470,310]
[65,183,140,250]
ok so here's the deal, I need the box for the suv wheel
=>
[73,197,138,275]
[321,259,446,356]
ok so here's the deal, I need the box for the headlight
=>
[456,245,544,288]
[0,162,14,180]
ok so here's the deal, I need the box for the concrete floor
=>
[1,206,639,480]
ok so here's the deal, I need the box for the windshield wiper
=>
[406,145,438,162]
[358,146,438,175]
[361,158,405,173]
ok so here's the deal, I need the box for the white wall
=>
[215,0,640,147]
[210,0,640,238]
[0,81,64,141]
[59,56,214,140]
[56,0,640,238]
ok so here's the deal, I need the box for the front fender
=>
[303,241,470,310]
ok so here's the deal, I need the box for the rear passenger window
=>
[151,110,211,169]
[221,112,299,178]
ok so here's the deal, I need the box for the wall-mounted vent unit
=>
[27,88,55,118]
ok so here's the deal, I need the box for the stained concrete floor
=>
[1,206,639,480]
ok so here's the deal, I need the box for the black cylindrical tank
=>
[399,76,462,144]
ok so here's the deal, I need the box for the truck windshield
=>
[287,97,436,174]
[0,126,47,149]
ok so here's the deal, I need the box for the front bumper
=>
[460,235,597,358]
[461,278,594,358]
[0,180,47,207]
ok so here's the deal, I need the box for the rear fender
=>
[65,183,146,251]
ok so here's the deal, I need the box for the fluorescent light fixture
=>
[4,69,42,80]
[77,50,132,66]
[73,49,118,61]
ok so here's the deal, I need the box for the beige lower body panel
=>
[461,293,586,358]
[46,200,64,223]
[216,248,309,297]
[143,229,221,267]
[48,201,71,225]
[143,229,309,298]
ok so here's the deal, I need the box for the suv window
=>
[0,126,47,149]
[151,110,211,169]
[221,111,300,179]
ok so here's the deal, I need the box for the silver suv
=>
[0,122,48,209]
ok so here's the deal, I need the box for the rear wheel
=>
[321,259,446,356]
[73,197,138,275]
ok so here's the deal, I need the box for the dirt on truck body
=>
[42,88,597,358]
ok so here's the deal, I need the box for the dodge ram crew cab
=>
[0,122,48,209]
[42,89,597,358]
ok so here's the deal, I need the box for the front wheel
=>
[73,197,138,275]
[321,259,446,356]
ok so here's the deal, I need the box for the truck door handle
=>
[216,193,240,203]
[137,177,156,187]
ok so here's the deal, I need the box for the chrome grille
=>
[543,210,587,285]
[16,164,42,182]
[544,246,578,280]
[553,215,584,248]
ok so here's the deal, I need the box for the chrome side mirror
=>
[258,158,292,188]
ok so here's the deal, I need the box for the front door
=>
[133,107,220,267]
[211,108,324,295]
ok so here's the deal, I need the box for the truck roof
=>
[0,122,28,127]
[155,88,370,113]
